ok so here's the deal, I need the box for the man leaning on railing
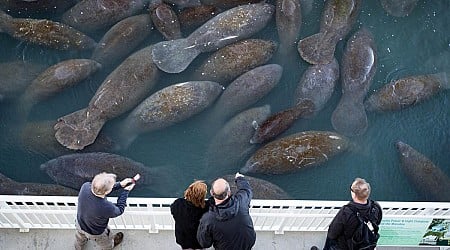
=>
[74,172,138,250]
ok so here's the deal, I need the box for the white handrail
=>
[1,195,449,234]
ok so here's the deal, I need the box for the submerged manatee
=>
[364,73,449,112]
[40,152,154,190]
[21,120,115,158]
[0,61,46,101]
[149,1,182,40]
[275,0,301,57]
[331,27,376,137]
[396,141,450,201]
[380,0,418,17]
[0,10,96,50]
[250,100,314,144]
[211,64,283,124]
[118,81,223,149]
[151,2,275,73]
[242,131,349,175]
[0,172,78,196]
[61,0,149,34]
[297,0,361,65]
[204,105,271,176]
[222,174,290,199]
[54,46,160,150]
[193,39,278,84]
[91,14,153,70]
[18,59,101,119]
[294,58,339,114]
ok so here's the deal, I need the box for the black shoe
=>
[113,232,124,247]
[310,246,319,250]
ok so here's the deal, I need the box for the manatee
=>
[331,27,376,137]
[241,131,349,175]
[149,1,182,40]
[396,141,450,201]
[0,10,96,51]
[18,59,101,120]
[275,0,301,57]
[21,120,115,158]
[380,0,418,17]
[54,46,160,150]
[151,2,275,73]
[193,39,278,84]
[0,60,46,101]
[61,0,149,34]
[0,172,78,196]
[91,14,153,70]
[294,58,339,114]
[40,152,154,190]
[178,5,219,32]
[118,81,223,149]
[210,64,283,125]
[204,105,271,176]
[250,100,314,144]
[364,73,449,112]
[297,0,362,65]
[222,174,291,199]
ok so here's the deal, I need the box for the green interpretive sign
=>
[377,218,432,245]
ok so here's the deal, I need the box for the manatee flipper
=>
[331,96,367,137]
[297,32,337,65]
[151,38,201,73]
[54,108,106,150]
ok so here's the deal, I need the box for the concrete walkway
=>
[0,228,447,250]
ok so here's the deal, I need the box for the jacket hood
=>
[347,200,373,217]
[211,196,240,221]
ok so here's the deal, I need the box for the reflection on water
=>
[0,0,449,201]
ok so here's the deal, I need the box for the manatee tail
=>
[54,108,106,150]
[151,38,200,73]
[297,32,337,65]
[331,95,368,137]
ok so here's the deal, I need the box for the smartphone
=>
[125,174,140,187]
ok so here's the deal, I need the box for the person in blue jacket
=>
[197,172,256,250]
[74,172,136,250]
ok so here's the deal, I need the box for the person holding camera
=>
[197,172,256,250]
[74,172,138,250]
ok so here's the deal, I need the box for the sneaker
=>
[113,232,124,247]
[310,246,319,250]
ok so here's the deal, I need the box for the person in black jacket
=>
[197,172,256,250]
[74,172,136,250]
[171,180,209,249]
[324,177,383,250]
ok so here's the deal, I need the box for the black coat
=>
[170,198,209,249]
[197,177,256,250]
[326,200,383,250]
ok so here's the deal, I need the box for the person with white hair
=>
[74,172,138,249]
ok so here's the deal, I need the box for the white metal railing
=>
[1,195,450,235]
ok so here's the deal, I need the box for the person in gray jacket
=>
[197,172,256,250]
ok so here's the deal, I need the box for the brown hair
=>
[184,180,207,208]
[351,177,371,200]
[91,172,116,196]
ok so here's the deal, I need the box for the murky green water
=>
[0,0,449,201]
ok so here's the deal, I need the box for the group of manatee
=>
[0,0,449,201]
